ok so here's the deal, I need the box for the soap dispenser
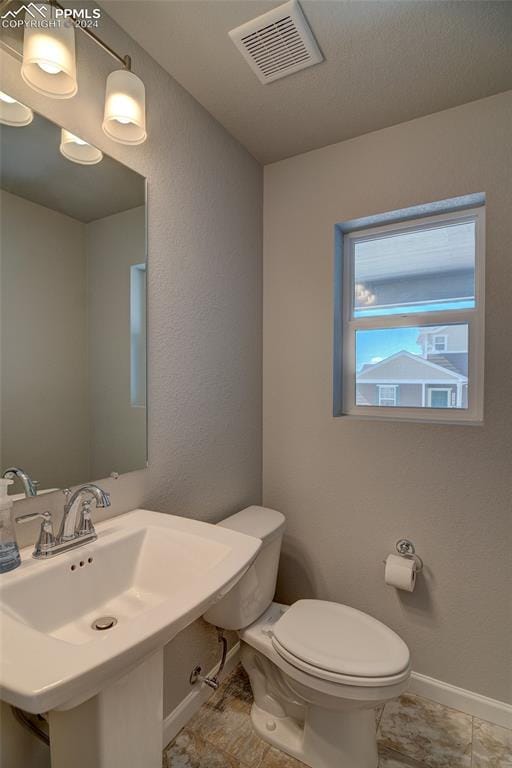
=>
[0,478,21,573]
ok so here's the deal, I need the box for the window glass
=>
[353,221,475,318]
[429,389,451,408]
[355,324,468,409]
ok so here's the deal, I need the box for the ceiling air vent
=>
[229,0,323,84]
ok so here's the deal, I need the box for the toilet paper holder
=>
[393,538,424,572]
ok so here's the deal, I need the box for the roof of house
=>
[427,354,467,377]
[357,350,467,383]
[416,326,448,338]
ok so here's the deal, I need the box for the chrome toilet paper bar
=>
[381,539,424,572]
[394,538,424,572]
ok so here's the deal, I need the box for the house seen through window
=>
[336,202,485,423]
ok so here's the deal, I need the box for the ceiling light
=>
[0,91,33,126]
[102,69,146,145]
[59,129,103,165]
[21,5,77,99]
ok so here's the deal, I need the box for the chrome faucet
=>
[2,467,38,497]
[16,483,111,560]
[59,484,111,542]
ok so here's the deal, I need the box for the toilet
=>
[204,506,411,768]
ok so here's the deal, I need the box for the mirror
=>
[0,109,147,499]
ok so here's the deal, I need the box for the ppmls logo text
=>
[1,3,101,28]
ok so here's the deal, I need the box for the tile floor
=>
[163,665,512,768]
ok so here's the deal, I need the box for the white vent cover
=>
[229,0,323,84]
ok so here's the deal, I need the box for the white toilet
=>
[204,506,411,768]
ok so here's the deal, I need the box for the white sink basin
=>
[0,509,261,713]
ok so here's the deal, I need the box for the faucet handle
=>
[16,511,55,558]
[16,510,52,525]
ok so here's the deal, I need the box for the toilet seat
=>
[271,600,410,686]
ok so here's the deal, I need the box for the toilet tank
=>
[203,506,285,631]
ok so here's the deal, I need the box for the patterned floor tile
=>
[192,664,253,720]
[258,746,306,767]
[472,718,512,767]
[379,746,429,767]
[165,729,242,767]
[378,693,472,768]
[187,666,269,767]
[214,664,254,708]
[165,665,512,768]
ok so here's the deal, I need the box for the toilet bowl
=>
[203,507,411,768]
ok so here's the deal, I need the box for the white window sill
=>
[335,413,484,427]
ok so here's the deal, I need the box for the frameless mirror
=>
[0,109,147,500]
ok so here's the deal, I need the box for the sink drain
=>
[91,616,118,631]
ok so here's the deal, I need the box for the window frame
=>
[340,207,485,424]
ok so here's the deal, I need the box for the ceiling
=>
[101,0,512,164]
[0,114,145,222]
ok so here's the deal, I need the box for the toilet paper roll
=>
[384,554,417,592]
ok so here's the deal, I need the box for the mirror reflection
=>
[0,109,147,499]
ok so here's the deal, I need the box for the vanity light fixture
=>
[60,128,103,165]
[21,4,77,99]
[0,0,147,144]
[0,91,33,126]
[102,68,146,145]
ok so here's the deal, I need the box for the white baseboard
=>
[409,672,512,730]
[162,641,241,748]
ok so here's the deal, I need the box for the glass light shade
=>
[60,129,103,165]
[0,91,33,126]
[102,69,146,145]
[21,6,77,99]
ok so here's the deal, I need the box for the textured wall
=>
[263,92,512,703]
[1,0,262,722]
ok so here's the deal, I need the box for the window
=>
[336,205,485,423]
[433,335,447,352]
[130,263,147,407]
[427,388,452,408]
[378,385,398,406]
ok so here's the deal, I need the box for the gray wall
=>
[263,91,512,703]
[0,191,90,491]
[86,205,147,480]
[1,0,262,728]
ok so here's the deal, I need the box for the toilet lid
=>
[272,600,410,679]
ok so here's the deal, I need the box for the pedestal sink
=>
[0,509,262,767]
